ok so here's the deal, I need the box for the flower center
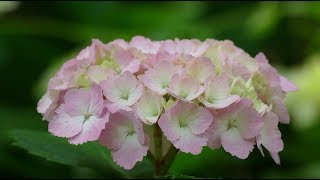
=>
[179,91,188,99]
[161,81,169,89]
[121,91,129,100]
[84,113,92,121]
[179,119,188,128]
[152,110,158,117]
[227,119,237,130]
[207,96,215,103]
[127,126,135,136]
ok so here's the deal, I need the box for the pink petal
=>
[129,36,160,54]
[187,106,213,135]
[280,75,298,92]
[115,71,140,93]
[206,74,230,99]
[60,85,104,117]
[98,111,149,170]
[105,101,132,113]
[111,134,148,170]
[132,90,164,125]
[99,111,133,150]
[88,85,104,117]
[223,59,251,81]
[113,48,141,74]
[206,98,262,152]
[186,57,215,82]
[168,73,204,101]
[255,52,269,64]
[173,39,208,57]
[158,107,180,143]
[199,95,240,109]
[158,101,211,154]
[138,60,179,95]
[173,128,207,155]
[87,66,115,84]
[106,39,128,50]
[48,114,84,138]
[206,110,229,149]
[48,59,86,91]
[91,39,108,62]
[255,52,281,88]
[127,82,144,106]
[144,50,178,70]
[121,59,141,74]
[272,97,290,124]
[76,46,94,62]
[270,152,281,165]
[218,40,243,61]
[206,121,223,149]
[198,74,240,109]
[59,89,91,116]
[257,112,284,153]
[221,128,255,159]
[233,52,258,73]
[257,143,265,157]
[37,90,60,121]
[100,78,122,103]
[101,71,144,106]
[69,113,110,145]
[234,99,264,139]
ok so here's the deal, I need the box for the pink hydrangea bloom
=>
[48,85,109,145]
[37,36,296,170]
[158,101,213,154]
[101,71,144,113]
[207,98,263,159]
[185,57,216,83]
[87,65,116,84]
[133,90,165,125]
[198,73,240,109]
[167,73,204,102]
[99,110,149,170]
[138,60,181,96]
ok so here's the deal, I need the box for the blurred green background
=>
[1,1,320,178]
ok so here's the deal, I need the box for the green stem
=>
[158,144,179,176]
[152,124,179,177]
[154,124,163,175]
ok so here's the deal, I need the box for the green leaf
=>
[9,129,155,178]
[9,129,152,178]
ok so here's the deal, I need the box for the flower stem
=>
[153,124,179,177]
[154,124,163,175]
[158,144,179,176]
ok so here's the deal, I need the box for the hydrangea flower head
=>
[37,36,297,170]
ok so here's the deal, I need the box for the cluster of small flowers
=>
[37,36,297,170]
